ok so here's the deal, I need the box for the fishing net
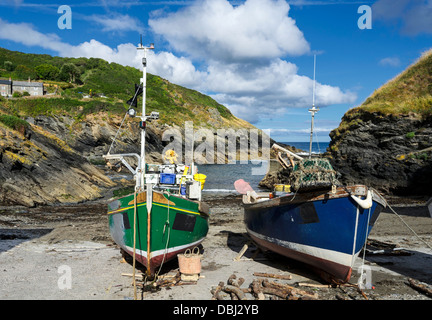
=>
[290,158,340,192]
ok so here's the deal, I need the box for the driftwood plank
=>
[408,278,432,297]
[253,272,292,280]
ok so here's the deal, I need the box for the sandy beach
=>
[0,193,431,301]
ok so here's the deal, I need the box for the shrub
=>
[0,114,28,132]
[405,132,415,139]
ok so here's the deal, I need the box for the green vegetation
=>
[349,49,432,119]
[330,50,432,152]
[113,186,135,197]
[0,114,28,132]
[0,47,238,128]
[406,131,415,139]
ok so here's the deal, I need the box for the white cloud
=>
[147,0,355,123]
[87,13,144,33]
[379,57,401,67]
[373,0,432,35]
[149,0,310,62]
[0,18,69,53]
[147,51,207,87]
[201,59,356,123]
[0,0,356,126]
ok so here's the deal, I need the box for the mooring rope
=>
[386,201,432,251]
[154,191,172,279]
[132,189,138,300]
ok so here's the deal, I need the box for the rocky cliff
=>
[0,48,263,207]
[328,111,432,195]
[328,50,432,196]
[0,108,262,207]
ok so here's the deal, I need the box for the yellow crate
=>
[274,184,291,192]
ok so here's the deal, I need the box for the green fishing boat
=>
[104,42,210,277]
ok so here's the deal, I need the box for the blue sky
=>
[1,0,431,142]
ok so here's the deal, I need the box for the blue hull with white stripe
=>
[243,185,386,282]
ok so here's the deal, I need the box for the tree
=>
[14,65,36,80]
[4,61,14,71]
[35,64,60,80]
[59,63,81,83]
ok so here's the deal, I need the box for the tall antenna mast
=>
[137,38,154,189]
[308,54,319,159]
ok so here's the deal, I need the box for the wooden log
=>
[408,278,432,297]
[253,272,292,280]
[251,279,265,300]
[263,279,318,300]
[223,285,247,300]
[227,274,245,288]
[261,286,289,299]
[298,282,331,288]
[211,281,225,300]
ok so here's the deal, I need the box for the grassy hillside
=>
[348,49,432,118]
[0,47,250,129]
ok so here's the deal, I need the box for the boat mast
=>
[137,39,154,189]
[308,54,319,159]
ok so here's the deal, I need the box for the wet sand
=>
[0,193,431,300]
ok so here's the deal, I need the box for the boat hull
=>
[107,190,209,276]
[243,185,386,282]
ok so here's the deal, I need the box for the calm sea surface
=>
[198,142,329,194]
[281,141,330,155]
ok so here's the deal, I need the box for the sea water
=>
[198,142,329,195]
[198,161,268,194]
[281,141,330,155]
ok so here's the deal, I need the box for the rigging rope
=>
[107,85,141,154]
[386,202,432,251]
[132,188,138,300]
[155,191,172,279]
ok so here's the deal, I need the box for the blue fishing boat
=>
[241,182,386,283]
[237,56,387,283]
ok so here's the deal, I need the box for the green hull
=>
[108,190,209,276]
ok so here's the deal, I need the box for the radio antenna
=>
[308,54,319,159]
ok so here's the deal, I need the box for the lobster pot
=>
[177,248,202,275]
[291,158,339,192]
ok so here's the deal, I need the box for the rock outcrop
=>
[327,49,432,197]
[0,111,265,206]
[0,111,173,207]
[328,111,432,196]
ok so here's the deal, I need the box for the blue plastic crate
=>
[160,173,176,184]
